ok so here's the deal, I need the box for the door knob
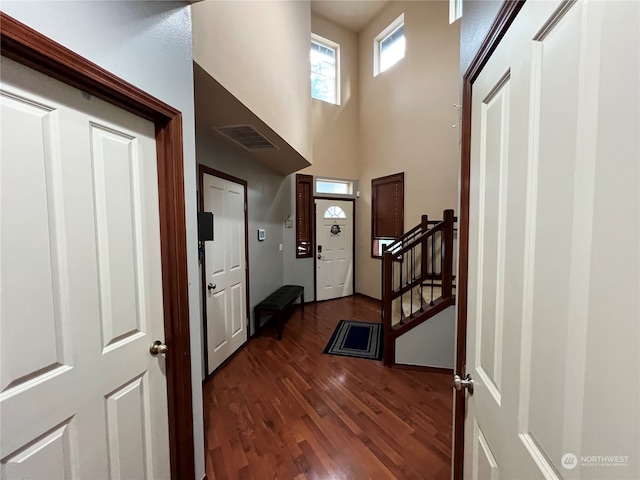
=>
[207,283,216,291]
[453,374,474,395]
[150,340,168,355]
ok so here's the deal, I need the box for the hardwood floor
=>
[203,295,453,480]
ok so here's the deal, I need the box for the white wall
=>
[395,306,456,368]
[460,0,503,74]
[192,0,313,164]
[0,2,205,478]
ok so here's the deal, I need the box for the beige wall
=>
[284,14,361,299]
[356,0,460,298]
[301,14,360,179]
[192,0,313,163]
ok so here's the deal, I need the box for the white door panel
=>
[203,174,247,374]
[0,57,169,479]
[315,199,354,301]
[464,1,639,478]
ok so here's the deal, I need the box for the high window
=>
[315,178,353,196]
[296,174,313,258]
[310,34,339,104]
[374,14,405,76]
[449,0,463,23]
[372,173,404,257]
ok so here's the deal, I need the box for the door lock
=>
[453,374,474,395]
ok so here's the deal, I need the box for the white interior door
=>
[463,1,639,478]
[202,173,247,374]
[0,57,170,479]
[316,199,354,302]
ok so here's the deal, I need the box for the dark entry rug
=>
[323,320,383,361]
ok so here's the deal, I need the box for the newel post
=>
[382,250,394,366]
[442,209,454,298]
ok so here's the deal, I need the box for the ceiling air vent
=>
[214,124,278,151]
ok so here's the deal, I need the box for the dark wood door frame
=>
[198,165,251,379]
[313,197,357,302]
[453,2,526,479]
[1,13,196,480]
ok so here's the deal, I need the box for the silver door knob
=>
[453,374,474,395]
[150,340,168,355]
[207,283,216,291]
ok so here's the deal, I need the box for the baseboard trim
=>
[354,292,381,305]
[392,364,454,375]
[202,337,252,384]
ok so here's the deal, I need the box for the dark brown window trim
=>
[454,2,526,479]
[0,12,195,480]
[371,172,404,258]
[296,174,314,258]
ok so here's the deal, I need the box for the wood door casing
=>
[1,56,170,479]
[315,198,355,302]
[459,0,640,478]
[198,165,250,378]
[0,13,194,480]
[454,2,525,478]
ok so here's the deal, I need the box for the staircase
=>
[382,209,456,366]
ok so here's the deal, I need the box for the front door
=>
[201,172,248,374]
[0,57,170,478]
[463,1,639,478]
[315,199,354,302]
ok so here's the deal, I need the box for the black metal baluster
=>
[399,252,404,324]
[430,233,435,307]
[420,240,424,312]
[410,245,414,318]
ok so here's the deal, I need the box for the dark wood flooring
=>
[203,295,453,480]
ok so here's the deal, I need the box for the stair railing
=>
[382,209,456,366]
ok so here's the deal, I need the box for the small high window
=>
[449,0,463,23]
[316,178,353,196]
[374,14,405,76]
[311,34,339,104]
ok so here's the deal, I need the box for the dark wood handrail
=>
[382,209,456,367]
[383,214,429,254]
[441,209,455,298]
[384,220,445,258]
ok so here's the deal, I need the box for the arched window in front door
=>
[323,205,347,219]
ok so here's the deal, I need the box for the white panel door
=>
[316,199,353,302]
[202,174,247,374]
[0,57,170,478]
[464,1,639,478]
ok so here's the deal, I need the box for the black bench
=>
[254,285,304,340]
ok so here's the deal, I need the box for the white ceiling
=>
[311,0,390,33]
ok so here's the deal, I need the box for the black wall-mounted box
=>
[198,212,214,242]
